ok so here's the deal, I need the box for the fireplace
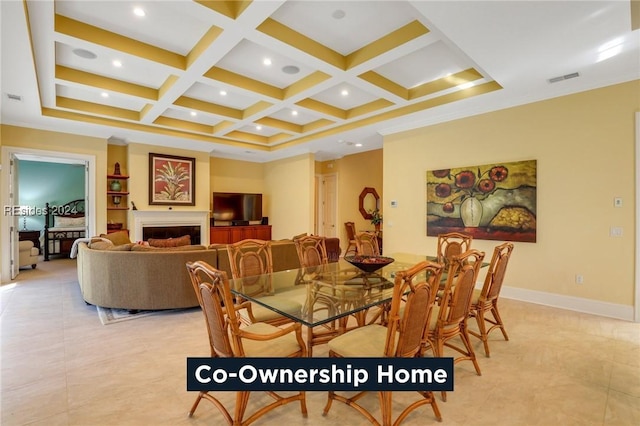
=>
[132,211,209,245]
[143,226,201,245]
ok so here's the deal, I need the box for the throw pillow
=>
[99,230,132,246]
[148,235,191,248]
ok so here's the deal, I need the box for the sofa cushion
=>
[147,235,191,248]
[90,241,114,250]
[99,230,132,246]
[109,243,134,251]
[90,241,135,251]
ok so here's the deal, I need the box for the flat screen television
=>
[212,192,263,222]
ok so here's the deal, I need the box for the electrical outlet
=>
[614,197,623,207]
[575,274,584,284]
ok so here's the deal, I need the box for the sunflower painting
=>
[426,159,536,242]
[149,153,196,206]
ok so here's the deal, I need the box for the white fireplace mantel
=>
[132,210,209,244]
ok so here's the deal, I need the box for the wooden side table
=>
[19,230,41,253]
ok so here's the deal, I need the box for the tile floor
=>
[1,258,639,425]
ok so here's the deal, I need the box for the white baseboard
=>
[500,285,634,322]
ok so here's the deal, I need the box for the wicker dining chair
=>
[227,239,300,326]
[323,260,445,424]
[344,222,357,256]
[294,234,342,355]
[185,261,307,425]
[354,231,380,256]
[436,232,473,266]
[294,234,329,272]
[468,242,514,357]
[424,249,485,401]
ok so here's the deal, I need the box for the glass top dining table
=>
[228,253,447,329]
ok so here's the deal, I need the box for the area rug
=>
[96,306,165,325]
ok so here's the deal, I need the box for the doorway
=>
[1,146,95,282]
[317,173,337,237]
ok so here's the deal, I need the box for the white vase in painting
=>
[460,196,483,227]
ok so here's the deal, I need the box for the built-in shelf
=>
[107,174,130,211]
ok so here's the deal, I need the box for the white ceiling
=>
[1,1,638,163]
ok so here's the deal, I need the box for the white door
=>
[321,174,337,237]
[9,155,20,279]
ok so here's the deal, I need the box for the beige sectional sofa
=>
[76,237,341,311]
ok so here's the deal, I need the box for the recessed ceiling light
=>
[72,48,97,59]
[282,65,300,74]
[256,125,262,130]
[101,92,109,98]
[133,7,145,17]
[263,58,272,66]
[219,90,227,96]
[355,143,363,147]
[341,89,349,96]
[291,110,298,116]
[332,9,346,19]
[190,111,197,117]
[112,60,122,67]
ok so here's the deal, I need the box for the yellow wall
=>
[125,143,211,232]
[384,80,638,307]
[318,150,383,250]
[210,157,266,213]
[264,154,315,239]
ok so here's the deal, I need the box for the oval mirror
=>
[359,187,379,220]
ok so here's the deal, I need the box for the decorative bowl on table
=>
[344,255,395,273]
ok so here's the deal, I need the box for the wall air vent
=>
[548,72,580,84]
[6,93,22,101]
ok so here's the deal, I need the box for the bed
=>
[44,199,86,261]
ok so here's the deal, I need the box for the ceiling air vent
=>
[6,93,22,101]
[548,72,580,84]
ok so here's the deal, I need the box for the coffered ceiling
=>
[1,1,638,162]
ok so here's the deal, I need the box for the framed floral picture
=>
[426,159,537,242]
[149,153,196,206]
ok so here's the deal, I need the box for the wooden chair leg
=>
[299,391,308,417]
[474,308,491,357]
[435,338,447,402]
[323,391,335,416]
[234,391,250,424]
[188,392,204,417]
[379,391,393,426]
[460,326,481,376]
[492,302,509,341]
